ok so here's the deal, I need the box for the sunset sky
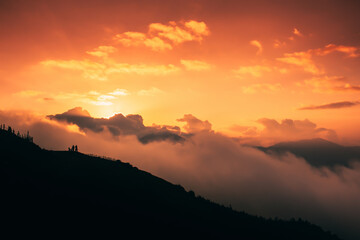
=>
[3,1,360,238]
[1,0,360,145]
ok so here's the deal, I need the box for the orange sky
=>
[1,0,360,145]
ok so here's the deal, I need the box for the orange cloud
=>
[278,44,359,75]
[115,20,209,51]
[234,65,272,78]
[184,20,210,36]
[277,52,322,75]
[180,59,211,71]
[311,44,359,58]
[137,87,163,96]
[242,83,282,94]
[42,59,180,80]
[293,28,303,37]
[177,114,212,133]
[301,75,360,93]
[115,32,172,51]
[14,88,130,106]
[86,46,117,58]
[256,118,337,145]
[250,40,263,55]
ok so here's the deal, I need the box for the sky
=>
[1,1,360,239]
[1,0,360,145]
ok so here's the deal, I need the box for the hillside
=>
[0,128,340,239]
[258,138,360,168]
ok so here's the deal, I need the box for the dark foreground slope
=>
[258,138,360,168]
[0,129,339,239]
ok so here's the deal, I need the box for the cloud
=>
[177,114,212,134]
[299,101,360,110]
[180,59,211,71]
[293,28,303,37]
[137,87,163,96]
[242,83,282,94]
[15,90,44,97]
[42,59,179,80]
[184,20,210,36]
[48,107,185,144]
[277,52,322,75]
[301,75,360,93]
[1,110,358,239]
[15,89,129,106]
[108,89,129,96]
[86,45,117,58]
[256,118,337,145]
[273,39,286,48]
[234,65,272,78]
[115,20,209,51]
[311,44,359,58]
[250,40,262,55]
[277,44,359,75]
[115,32,172,51]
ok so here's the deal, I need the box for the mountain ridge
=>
[0,128,340,239]
[257,138,360,168]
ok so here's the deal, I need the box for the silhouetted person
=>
[71,145,75,152]
[75,145,78,152]
[7,126,12,133]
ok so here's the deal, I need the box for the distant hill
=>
[257,138,360,168]
[0,129,340,239]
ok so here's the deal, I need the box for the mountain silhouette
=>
[257,138,360,168]
[0,128,340,239]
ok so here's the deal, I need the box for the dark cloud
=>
[48,107,184,144]
[299,101,360,110]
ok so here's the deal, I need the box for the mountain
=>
[258,138,360,168]
[0,129,340,239]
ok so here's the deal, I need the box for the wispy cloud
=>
[14,88,129,106]
[277,52,322,75]
[137,87,163,96]
[299,100,360,110]
[234,65,272,78]
[242,83,282,94]
[180,59,211,71]
[277,44,359,75]
[86,46,117,58]
[301,75,360,93]
[42,59,180,81]
[293,28,303,37]
[250,40,262,55]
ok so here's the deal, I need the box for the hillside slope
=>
[0,129,340,239]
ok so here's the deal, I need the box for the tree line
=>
[0,123,33,143]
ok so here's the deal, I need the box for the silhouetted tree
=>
[7,126,12,133]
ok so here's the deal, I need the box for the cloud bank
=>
[1,109,359,240]
[47,107,184,144]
